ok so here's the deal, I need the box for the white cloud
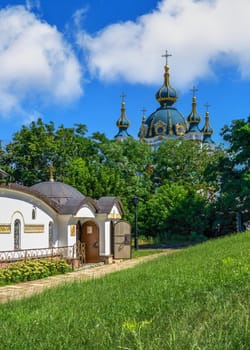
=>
[73,7,89,28]
[0,5,82,117]
[79,0,250,89]
[25,0,40,11]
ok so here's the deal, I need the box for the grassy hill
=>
[1,232,250,349]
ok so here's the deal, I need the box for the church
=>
[115,51,215,151]
[0,50,215,264]
[0,166,131,264]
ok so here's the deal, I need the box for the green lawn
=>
[132,248,164,258]
[0,232,250,349]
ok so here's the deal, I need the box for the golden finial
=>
[49,162,54,182]
[191,86,198,113]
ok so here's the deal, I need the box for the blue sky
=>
[0,0,250,145]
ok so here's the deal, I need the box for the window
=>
[49,222,54,247]
[32,207,36,220]
[14,219,21,250]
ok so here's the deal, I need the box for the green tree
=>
[152,139,222,194]
[140,183,210,242]
[218,117,250,231]
[92,136,153,216]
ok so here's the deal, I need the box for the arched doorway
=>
[14,219,21,250]
[82,221,99,263]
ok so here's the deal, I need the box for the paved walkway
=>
[0,249,178,304]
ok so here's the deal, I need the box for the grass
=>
[132,248,164,258]
[0,232,250,349]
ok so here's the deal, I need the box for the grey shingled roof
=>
[0,183,62,213]
[96,197,125,215]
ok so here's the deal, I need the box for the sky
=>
[0,0,250,146]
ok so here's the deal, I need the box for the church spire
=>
[114,93,131,141]
[155,50,178,107]
[138,107,147,140]
[187,85,201,132]
[202,103,215,150]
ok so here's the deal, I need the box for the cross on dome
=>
[161,50,172,65]
[191,86,198,97]
[120,92,126,102]
[204,102,211,112]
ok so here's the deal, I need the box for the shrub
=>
[0,258,72,286]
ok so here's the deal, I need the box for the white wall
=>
[96,215,111,256]
[0,191,56,251]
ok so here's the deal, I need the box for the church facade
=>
[115,51,215,151]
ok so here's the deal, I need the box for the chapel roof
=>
[97,196,125,216]
[0,183,62,213]
[31,181,85,206]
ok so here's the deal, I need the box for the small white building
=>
[0,178,131,263]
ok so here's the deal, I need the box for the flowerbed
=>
[0,258,72,285]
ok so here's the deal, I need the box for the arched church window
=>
[49,222,54,247]
[14,219,21,250]
[32,207,36,220]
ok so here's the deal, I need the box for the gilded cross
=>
[141,107,147,116]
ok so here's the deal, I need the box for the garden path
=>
[0,249,179,304]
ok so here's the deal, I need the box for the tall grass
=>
[1,232,250,349]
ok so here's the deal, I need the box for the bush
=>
[0,258,72,286]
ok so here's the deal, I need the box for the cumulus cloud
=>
[0,5,82,117]
[78,0,250,89]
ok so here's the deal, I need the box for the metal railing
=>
[0,245,76,263]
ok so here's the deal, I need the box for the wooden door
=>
[82,221,99,263]
[114,221,131,259]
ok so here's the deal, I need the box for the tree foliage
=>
[219,118,250,220]
[1,116,249,242]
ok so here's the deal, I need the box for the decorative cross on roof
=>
[120,92,126,102]
[204,102,211,112]
[191,85,198,97]
[141,107,147,116]
[162,50,172,65]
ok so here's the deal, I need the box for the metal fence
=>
[0,245,76,263]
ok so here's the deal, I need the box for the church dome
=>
[143,56,187,138]
[202,111,213,136]
[155,64,178,107]
[145,106,187,138]
[31,181,85,206]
